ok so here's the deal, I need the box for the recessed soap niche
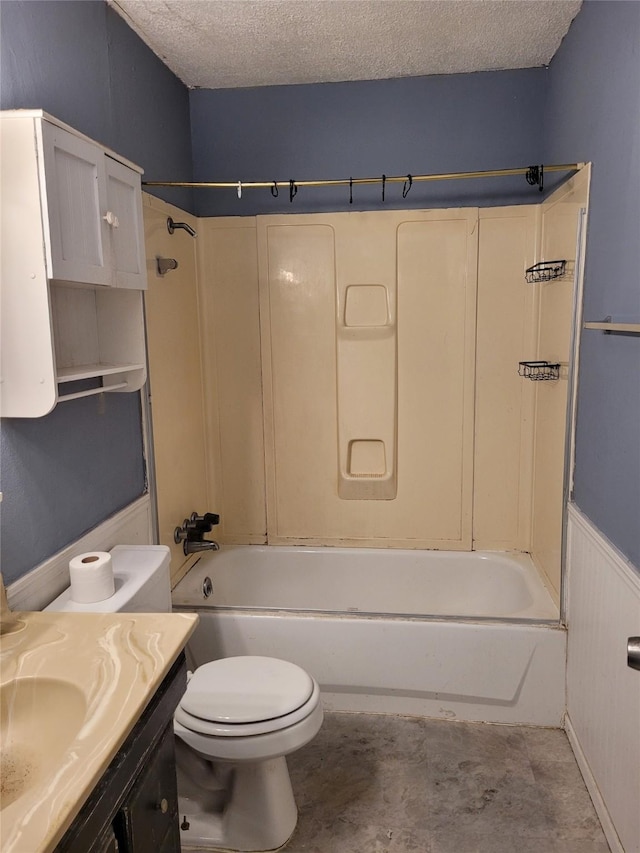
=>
[347,439,388,476]
[344,284,390,327]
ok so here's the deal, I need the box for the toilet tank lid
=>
[109,544,171,571]
[182,656,314,724]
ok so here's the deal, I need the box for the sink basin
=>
[0,678,87,809]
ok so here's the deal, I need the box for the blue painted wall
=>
[190,69,550,217]
[546,0,640,567]
[0,0,193,583]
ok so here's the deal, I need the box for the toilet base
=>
[177,754,298,852]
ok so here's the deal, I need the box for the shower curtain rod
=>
[143,163,583,191]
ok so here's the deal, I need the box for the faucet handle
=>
[189,512,220,528]
[174,520,191,544]
[175,512,221,545]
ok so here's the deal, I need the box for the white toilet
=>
[47,545,323,852]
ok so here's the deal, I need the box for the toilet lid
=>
[181,656,314,724]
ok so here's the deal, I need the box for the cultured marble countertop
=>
[0,610,198,853]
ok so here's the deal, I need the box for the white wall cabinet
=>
[0,110,147,417]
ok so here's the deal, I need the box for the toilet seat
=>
[175,656,319,737]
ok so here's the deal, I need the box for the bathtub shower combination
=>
[173,546,566,727]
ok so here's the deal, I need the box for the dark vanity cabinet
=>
[113,723,180,852]
[56,654,186,853]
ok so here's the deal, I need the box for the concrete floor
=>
[286,712,609,853]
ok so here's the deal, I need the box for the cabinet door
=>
[105,156,148,290]
[40,123,112,286]
[114,723,180,851]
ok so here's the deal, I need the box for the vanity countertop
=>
[0,610,198,853]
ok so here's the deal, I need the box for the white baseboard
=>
[565,715,623,853]
[7,495,153,611]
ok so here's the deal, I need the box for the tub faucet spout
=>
[184,539,220,554]
[174,511,221,556]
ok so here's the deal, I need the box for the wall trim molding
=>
[6,496,153,611]
[564,715,624,853]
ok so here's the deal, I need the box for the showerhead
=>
[167,216,197,238]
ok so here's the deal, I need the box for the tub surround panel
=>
[142,194,209,583]
[530,169,590,597]
[0,609,198,853]
[336,219,398,501]
[195,218,266,545]
[180,198,578,562]
[258,210,477,547]
[474,206,537,552]
[396,212,477,543]
[260,220,340,537]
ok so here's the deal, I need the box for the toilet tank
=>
[46,545,172,613]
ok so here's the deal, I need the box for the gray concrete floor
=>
[286,712,609,853]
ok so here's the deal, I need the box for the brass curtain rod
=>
[143,163,583,190]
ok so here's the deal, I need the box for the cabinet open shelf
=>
[56,363,146,383]
[56,363,146,403]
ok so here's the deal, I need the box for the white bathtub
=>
[173,546,566,726]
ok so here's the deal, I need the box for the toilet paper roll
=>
[69,551,115,603]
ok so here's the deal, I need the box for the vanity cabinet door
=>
[54,655,187,853]
[114,722,180,852]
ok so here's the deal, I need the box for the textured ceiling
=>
[110,0,582,90]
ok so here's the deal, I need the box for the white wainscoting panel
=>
[6,495,153,611]
[566,503,640,853]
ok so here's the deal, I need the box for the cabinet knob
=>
[103,211,120,228]
[159,797,169,814]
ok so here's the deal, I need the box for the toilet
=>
[47,544,323,852]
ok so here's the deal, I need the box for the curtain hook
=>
[289,179,297,203]
[381,174,386,202]
[526,165,539,186]
[526,165,544,193]
[402,174,413,198]
[237,181,242,199]
[349,177,353,205]
[271,181,279,198]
